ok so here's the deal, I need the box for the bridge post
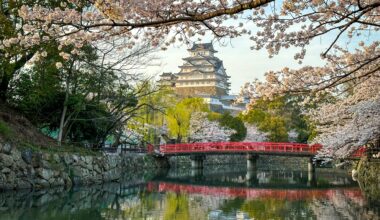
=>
[190,155,205,170]
[308,157,315,173]
[307,157,316,186]
[246,154,258,182]
[191,168,204,179]
[246,170,258,183]
[247,154,258,171]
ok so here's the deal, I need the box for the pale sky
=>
[144,35,328,94]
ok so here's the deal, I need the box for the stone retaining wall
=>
[0,142,160,191]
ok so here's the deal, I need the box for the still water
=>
[0,166,379,220]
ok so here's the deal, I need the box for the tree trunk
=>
[112,130,122,148]
[57,60,76,146]
[58,84,69,146]
[176,135,182,143]
[0,53,34,102]
[0,73,10,102]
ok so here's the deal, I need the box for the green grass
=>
[0,120,13,139]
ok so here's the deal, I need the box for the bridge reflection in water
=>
[147,181,364,202]
[148,167,364,201]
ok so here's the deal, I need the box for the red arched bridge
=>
[147,142,365,170]
[147,142,365,158]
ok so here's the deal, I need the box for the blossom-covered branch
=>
[244,124,268,142]
[2,0,272,55]
[189,112,235,142]
[247,42,380,98]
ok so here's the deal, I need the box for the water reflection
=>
[0,167,378,220]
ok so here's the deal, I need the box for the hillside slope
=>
[0,102,56,147]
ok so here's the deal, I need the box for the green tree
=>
[165,97,209,143]
[218,112,247,141]
[127,82,175,144]
[259,116,288,142]
[240,95,313,143]
[8,41,155,147]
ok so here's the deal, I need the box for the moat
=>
[0,165,379,220]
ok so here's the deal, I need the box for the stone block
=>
[21,150,33,164]
[0,143,12,154]
[53,154,61,163]
[63,154,73,165]
[34,178,50,188]
[36,168,54,181]
[0,154,14,168]
[1,168,11,174]
[31,153,43,168]
[16,179,32,189]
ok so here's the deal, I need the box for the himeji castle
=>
[158,43,247,114]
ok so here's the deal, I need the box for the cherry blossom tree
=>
[312,78,380,160]
[244,124,268,142]
[235,0,379,159]
[241,45,380,159]
[287,129,298,142]
[189,112,235,142]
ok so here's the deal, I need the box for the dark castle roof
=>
[188,43,217,52]
[160,72,174,76]
[181,60,224,73]
[181,54,225,71]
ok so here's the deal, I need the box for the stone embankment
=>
[0,142,164,191]
[357,156,380,204]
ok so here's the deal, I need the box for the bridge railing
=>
[158,142,323,155]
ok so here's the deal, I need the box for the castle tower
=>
[174,43,231,97]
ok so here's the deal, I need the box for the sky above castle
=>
[145,35,330,94]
